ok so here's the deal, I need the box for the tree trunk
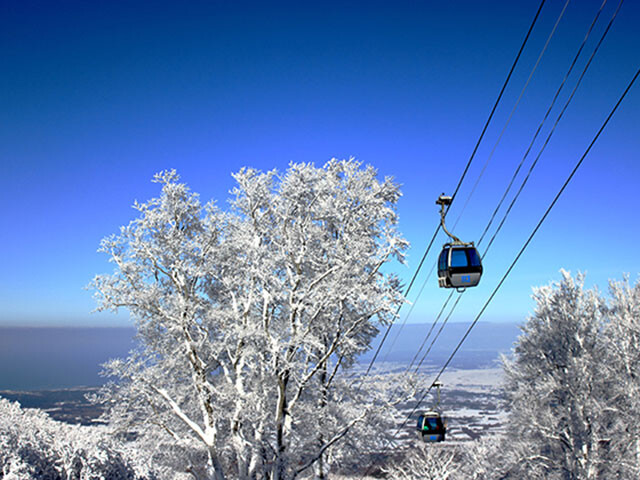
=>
[273,372,290,480]
[314,360,329,480]
[232,409,251,480]
[207,445,227,480]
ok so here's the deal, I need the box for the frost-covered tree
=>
[91,160,408,480]
[0,396,153,480]
[380,437,505,480]
[382,444,457,480]
[502,271,640,479]
[452,438,504,480]
[599,277,640,478]
[503,271,608,479]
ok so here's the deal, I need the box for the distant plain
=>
[0,322,521,390]
[0,322,520,433]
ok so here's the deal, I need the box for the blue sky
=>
[1,0,638,327]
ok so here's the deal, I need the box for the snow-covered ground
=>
[439,367,504,391]
[394,366,507,444]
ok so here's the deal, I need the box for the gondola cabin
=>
[437,244,483,289]
[416,411,446,442]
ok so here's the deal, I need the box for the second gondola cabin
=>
[416,411,446,442]
[437,244,483,289]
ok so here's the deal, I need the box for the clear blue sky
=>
[1,0,638,327]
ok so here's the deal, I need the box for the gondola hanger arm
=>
[436,194,463,245]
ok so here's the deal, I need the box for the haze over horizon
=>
[0,321,520,390]
[2,0,639,328]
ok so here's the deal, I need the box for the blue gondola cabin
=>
[437,244,483,289]
[416,411,446,442]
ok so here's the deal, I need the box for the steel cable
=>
[452,0,572,232]
[361,0,548,380]
[395,63,640,438]
[482,0,624,255]
[394,0,619,380]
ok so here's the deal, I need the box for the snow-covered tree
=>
[501,271,640,479]
[0,396,153,480]
[382,444,457,480]
[598,276,640,478]
[503,271,608,479]
[379,437,505,480]
[452,437,504,480]
[91,160,408,480]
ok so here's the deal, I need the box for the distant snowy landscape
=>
[0,322,520,390]
[0,366,508,434]
[0,323,515,434]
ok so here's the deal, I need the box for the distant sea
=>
[0,327,136,390]
[0,322,522,391]
[363,321,522,368]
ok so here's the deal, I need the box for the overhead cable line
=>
[482,0,624,254]
[402,289,454,371]
[394,0,573,370]
[452,0,571,232]
[478,0,612,246]
[361,0,548,379]
[360,11,634,480]
[394,0,618,377]
[396,64,640,437]
[379,260,441,366]
[411,292,464,375]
